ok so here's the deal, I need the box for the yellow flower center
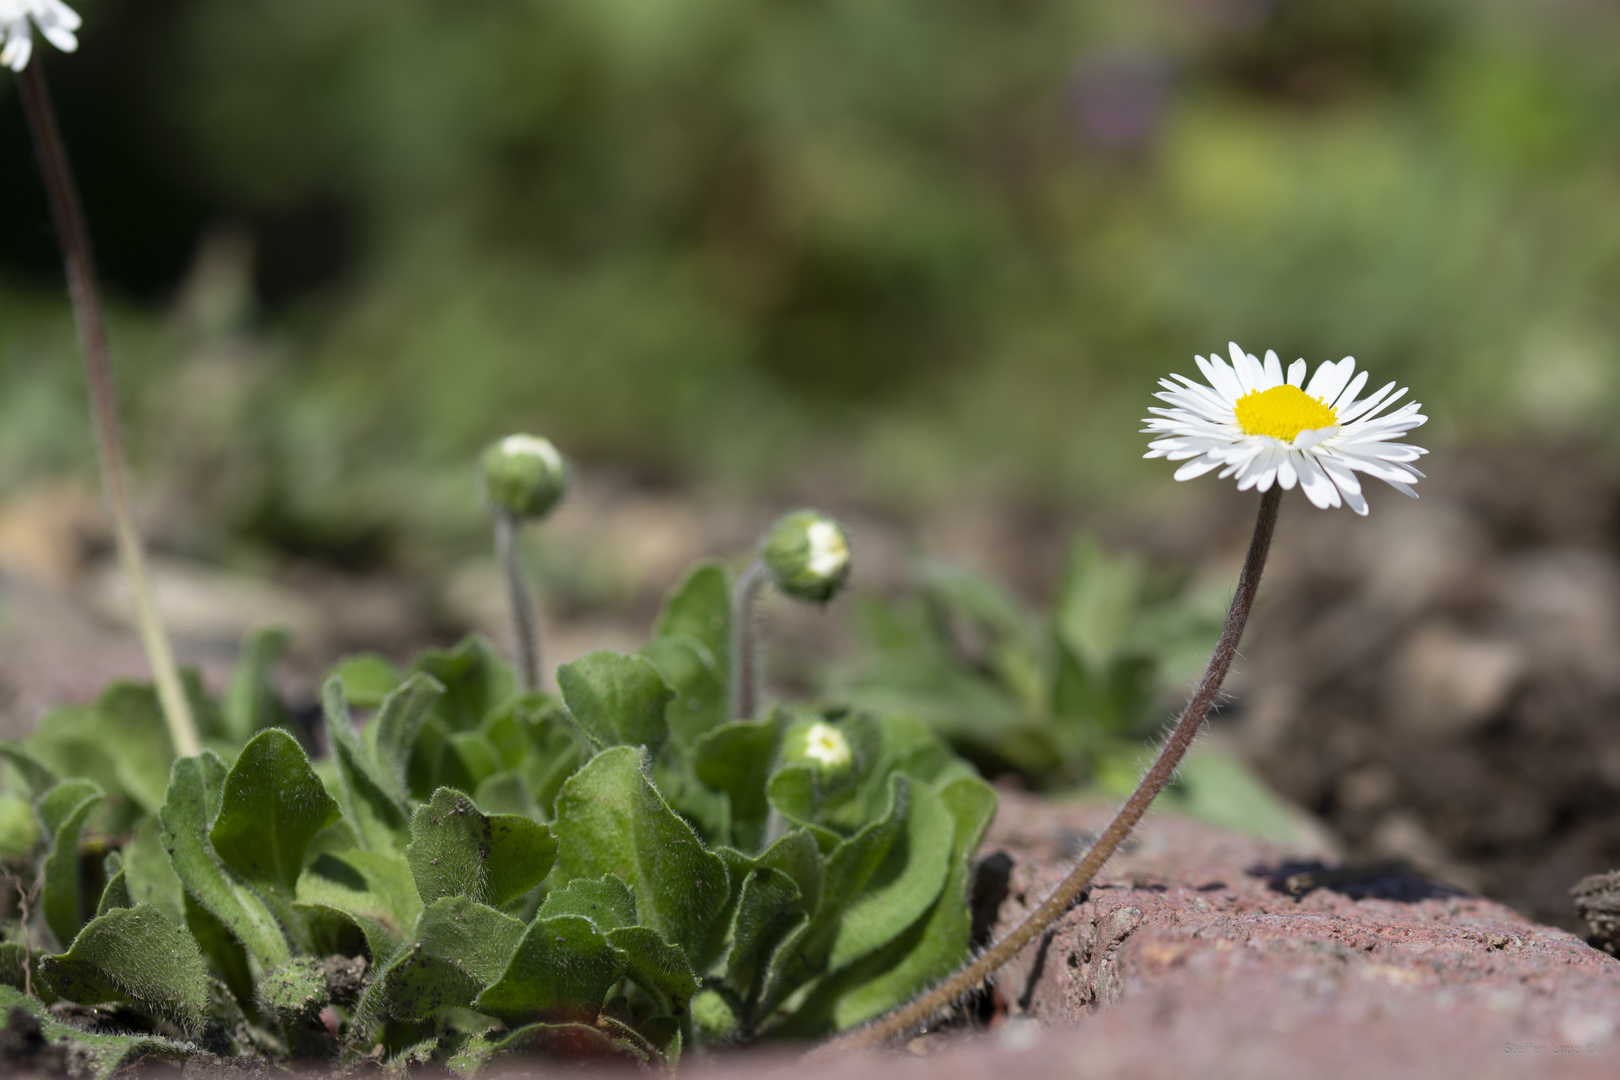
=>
[1233,385,1338,441]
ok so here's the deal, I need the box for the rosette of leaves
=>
[0,561,994,1073]
[834,535,1303,839]
[836,534,1226,784]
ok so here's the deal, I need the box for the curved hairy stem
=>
[496,510,540,691]
[17,61,200,757]
[809,486,1283,1058]
[730,559,769,720]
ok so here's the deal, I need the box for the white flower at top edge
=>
[1142,342,1428,515]
[0,0,80,72]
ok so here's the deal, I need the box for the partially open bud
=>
[481,434,568,519]
[762,510,851,603]
[780,718,855,783]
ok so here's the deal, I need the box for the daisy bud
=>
[481,434,568,520]
[780,719,855,781]
[762,510,851,604]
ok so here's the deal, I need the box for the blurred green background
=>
[3,0,1620,564]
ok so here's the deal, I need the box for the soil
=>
[1225,444,1620,929]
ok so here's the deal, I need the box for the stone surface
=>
[678,792,1620,1080]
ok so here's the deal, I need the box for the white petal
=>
[1306,357,1354,403]
[3,20,32,70]
[1295,453,1340,509]
[1231,341,1270,393]
[1286,359,1306,387]
[1262,350,1283,388]
[36,17,76,53]
[43,2,83,34]
[1329,369,1369,411]
[1174,455,1224,481]
[1196,354,1244,404]
[1336,382,1396,424]
[1276,456,1299,490]
[1318,454,1363,496]
[1292,427,1334,449]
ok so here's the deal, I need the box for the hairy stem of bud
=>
[17,60,200,758]
[730,559,769,720]
[808,486,1283,1058]
[495,510,540,692]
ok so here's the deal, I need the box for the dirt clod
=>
[1572,871,1620,955]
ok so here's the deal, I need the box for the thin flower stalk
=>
[16,61,199,757]
[495,509,540,692]
[809,486,1282,1057]
[730,558,769,720]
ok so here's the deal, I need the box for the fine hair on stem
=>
[16,59,199,757]
[810,486,1283,1058]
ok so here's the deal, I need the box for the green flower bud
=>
[481,434,568,519]
[761,510,851,603]
[780,719,854,780]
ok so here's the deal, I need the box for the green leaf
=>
[221,627,291,743]
[413,637,514,732]
[473,771,540,818]
[295,849,424,961]
[0,739,57,795]
[96,854,131,915]
[39,903,208,1037]
[608,926,697,1016]
[0,792,39,862]
[0,942,28,992]
[756,828,824,913]
[473,914,626,1024]
[827,774,953,972]
[210,729,342,901]
[89,685,178,815]
[1055,535,1143,670]
[405,788,557,908]
[30,685,174,816]
[641,635,728,749]
[557,651,673,755]
[537,875,637,930]
[0,985,187,1080]
[366,672,446,802]
[760,773,940,1010]
[725,867,806,1008]
[693,719,777,851]
[715,827,826,1012]
[653,562,732,674]
[552,746,731,969]
[329,652,405,709]
[814,776,998,1031]
[158,752,291,971]
[1152,746,1304,842]
[764,768,842,853]
[438,732,503,793]
[366,896,525,1023]
[37,778,103,947]
[321,677,411,853]
[120,816,183,924]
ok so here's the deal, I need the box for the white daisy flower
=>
[1,0,81,72]
[1143,342,1428,515]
